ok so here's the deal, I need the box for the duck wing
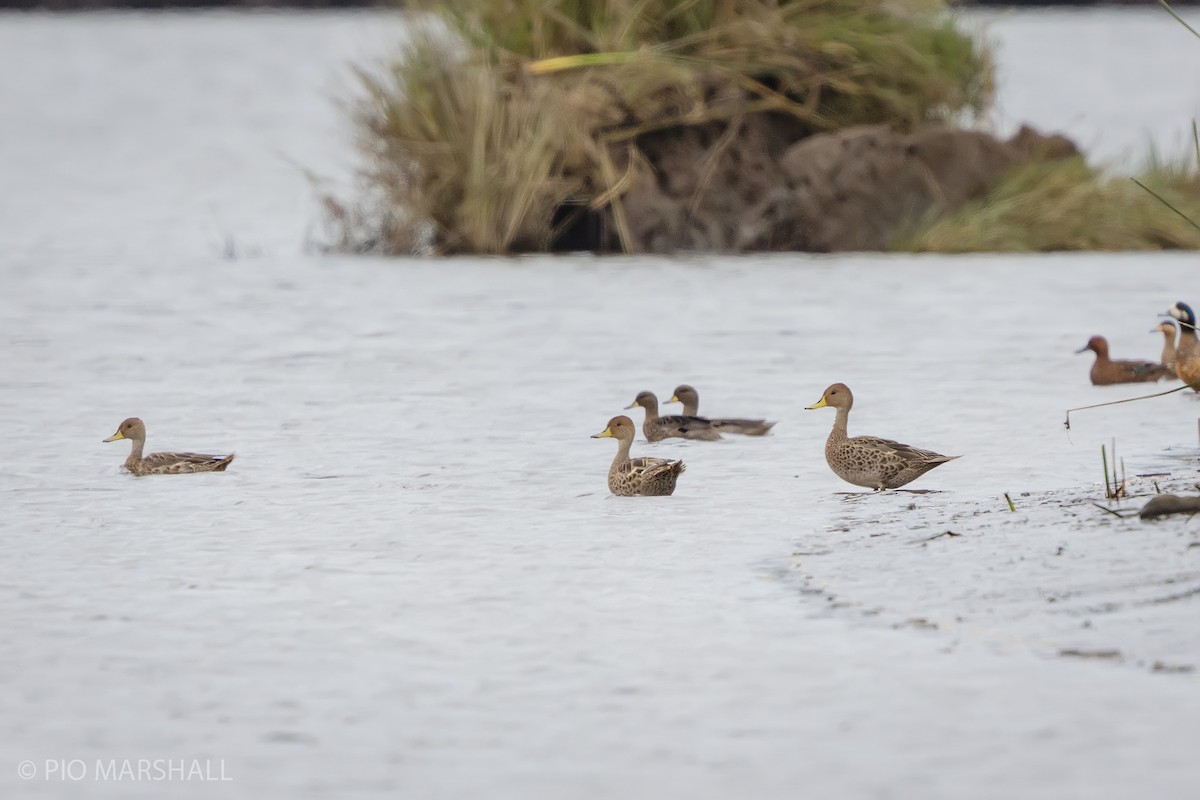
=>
[653,414,723,441]
[620,457,685,478]
[851,436,957,464]
[142,451,235,474]
[710,417,776,436]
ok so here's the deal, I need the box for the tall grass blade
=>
[1130,178,1200,233]
[1102,444,1111,499]
[1159,0,1200,42]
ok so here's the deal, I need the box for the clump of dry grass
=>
[351,29,591,254]
[337,0,992,254]
[898,157,1200,252]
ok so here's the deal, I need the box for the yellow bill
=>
[624,401,639,409]
[103,431,126,442]
[804,397,828,410]
[591,427,614,439]
[667,394,680,403]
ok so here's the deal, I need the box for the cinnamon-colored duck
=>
[1075,336,1170,385]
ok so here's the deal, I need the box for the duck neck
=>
[681,399,698,416]
[125,438,145,468]
[1162,330,1177,361]
[829,407,850,442]
[611,436,633,466]
[640,398,660,420]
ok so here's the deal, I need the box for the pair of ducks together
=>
[592,384,958,497]
[1077,301,1200,387]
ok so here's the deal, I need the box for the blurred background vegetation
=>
[315,0,1199,256]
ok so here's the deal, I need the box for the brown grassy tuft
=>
[339,1,993,254]
[898,157,1200,253]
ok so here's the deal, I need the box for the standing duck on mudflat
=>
[805,383,959,491]
[591,416,686,496]
[1075,335,1171,385]
[625,390,722,442]
[1167,302,1200,389]
[103,417,235,476]
[666,385,776,436]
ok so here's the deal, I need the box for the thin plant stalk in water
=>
[1101,441,1127,501]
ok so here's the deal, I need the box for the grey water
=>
[2,9,1199,800]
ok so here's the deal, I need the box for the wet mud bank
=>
[786,474,1200,676]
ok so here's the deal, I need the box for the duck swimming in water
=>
[625,390,721,442]
[1075,335,1170,385]
[666,384,776,436]
[103,418,235,476]
[592,415,686,496]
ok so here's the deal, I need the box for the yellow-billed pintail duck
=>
[805,383,958,491]
[626,390,721,442]
[1075,335,1170,385]
[667,385,776,436]
[1152,320,1178,378]
[104,417,234,476]
[592,416,685,496]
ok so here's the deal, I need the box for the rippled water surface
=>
[2,9,1199,800]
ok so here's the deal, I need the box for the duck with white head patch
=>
[1167,302,1200,390]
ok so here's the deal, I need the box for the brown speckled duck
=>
[591,416,685,496]
[805,383,958,491]
[626,391,721,442]
[103,418,234,476]
[1151,320,1178,378]
[1075,335,1171,385]
[667,385,776,436]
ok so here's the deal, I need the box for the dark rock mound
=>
[611,121,1078,253]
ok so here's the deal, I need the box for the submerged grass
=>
[898,157,1200,252]
[343,0,993,254]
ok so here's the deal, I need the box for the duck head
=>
[805,383,853,411]
[668,385,698,406]
[1075,336,1108,357]
[1168,302,1195,329]
[592,415,636,441]
[625,391,658,411]
[103,417,147,443]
